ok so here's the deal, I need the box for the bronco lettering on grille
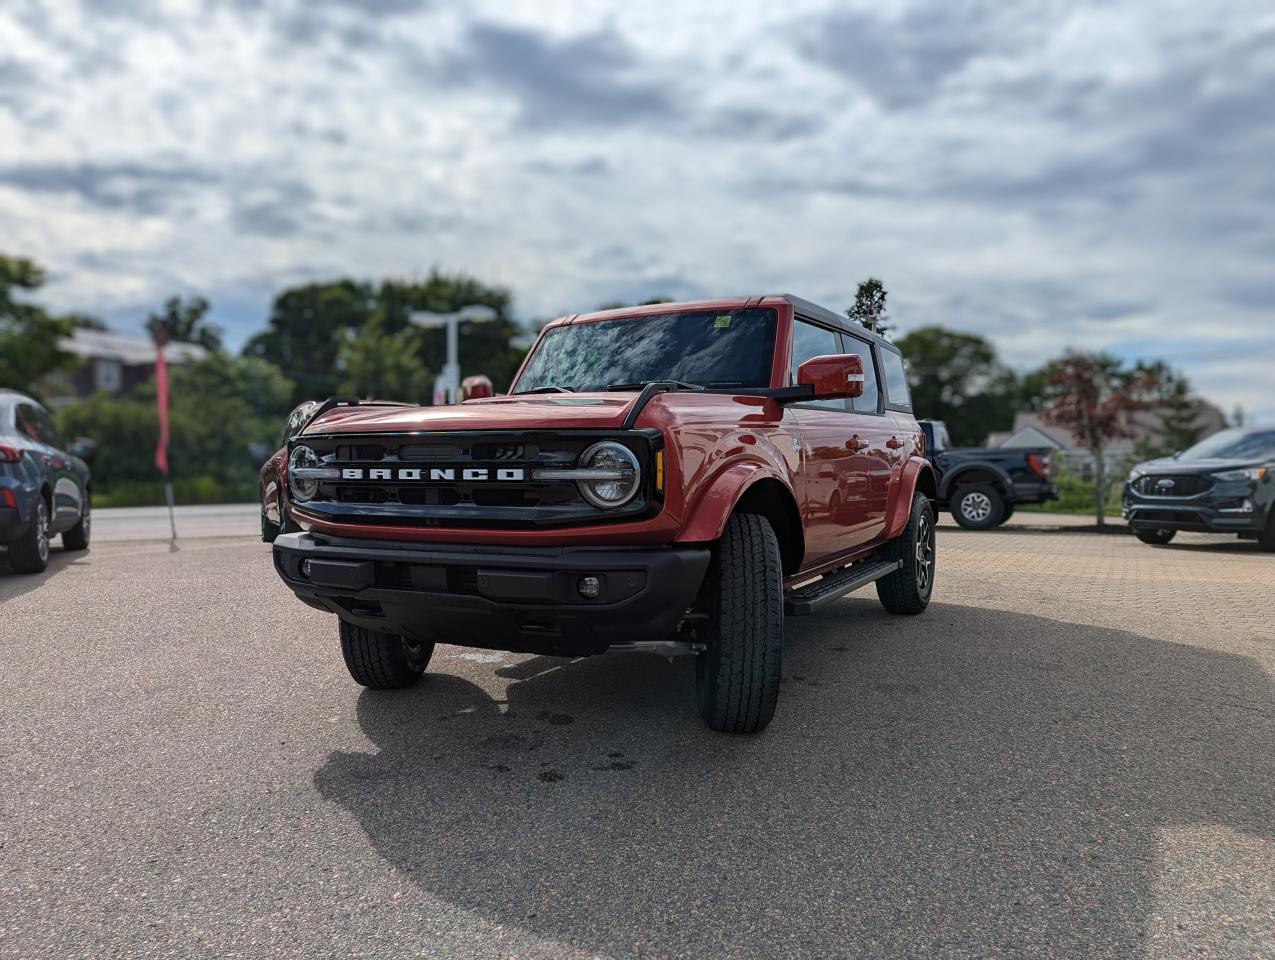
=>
[339,466,526,482]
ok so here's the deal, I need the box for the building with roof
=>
[43,328,206,406]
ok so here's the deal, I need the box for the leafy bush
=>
[1019,460,1125,515]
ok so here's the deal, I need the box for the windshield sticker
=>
[714,315,733,329]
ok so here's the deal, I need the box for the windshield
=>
[1178,428,1275,461]
[513,308,777,393]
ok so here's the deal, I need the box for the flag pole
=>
[153,329,178,546]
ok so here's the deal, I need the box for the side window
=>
[790,318,846,411]
[880,349,911,409]
[841,334,880,414]
[15,404,41,443]
[34,407,66,450]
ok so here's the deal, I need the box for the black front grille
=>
[295,429,659,529]
[1133,474,1211,497]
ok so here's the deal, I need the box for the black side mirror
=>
[70,438,97,465]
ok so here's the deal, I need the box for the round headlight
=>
[289,444,321,502]
[578,441,640,508]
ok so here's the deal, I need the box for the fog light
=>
[577,575,601,599]
[300,559,313,577]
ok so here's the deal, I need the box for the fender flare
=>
[885,457,938,540]
[676,461,799,545]
[936,460,1014,501]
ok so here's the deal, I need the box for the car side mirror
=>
[70,437,97,464]
[461,374,494,400]
[795,354,865,400]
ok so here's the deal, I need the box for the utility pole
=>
[408,305,497,404]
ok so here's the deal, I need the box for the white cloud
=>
[1,0,1272,422]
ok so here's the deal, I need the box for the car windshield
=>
[1178,428,1275,461]
[513,308,777,393]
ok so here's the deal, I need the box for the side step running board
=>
[784,559,902,616]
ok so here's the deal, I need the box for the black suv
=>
[1123,426,1275,549]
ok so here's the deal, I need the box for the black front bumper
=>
[272,532,712,657]
[1123,489,1268,534]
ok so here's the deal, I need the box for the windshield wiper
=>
[606,380,703,392]
[515,385,576,394]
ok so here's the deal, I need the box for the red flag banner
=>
[154,341,170,477]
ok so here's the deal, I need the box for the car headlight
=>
[1213,466,1267,482]
[574,441,641,508]
[288,444,322,502]
[1127,468,1143,482]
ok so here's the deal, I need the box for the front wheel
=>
[1258,511,1275,552]
[695,513,783,734]
[62,495,91,552]
[1135,527,1176,546]
[339,621,434,689]
[876,493,936,615]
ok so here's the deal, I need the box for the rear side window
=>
[15,404,42,443]
[790,319,846,411]
[841,334,880,414]
[880,349,911,409]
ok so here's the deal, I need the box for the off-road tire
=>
[261,508,280,543]
[1135,527,1176,546]
[998,502,1015,525]
[6,497,50,574]
[1256,511,1275,552]
[952,484,1004,530]
[62,496,91,551]
[339,621,434,689]
[695,513,783,734]
[876,493,936,615]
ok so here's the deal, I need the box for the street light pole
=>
[408,304,497,404]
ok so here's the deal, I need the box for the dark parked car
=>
[919,420,1057,529]
[0,390,92,573]
[1123,426,1275,549]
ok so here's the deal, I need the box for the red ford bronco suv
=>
[271,295,937,733]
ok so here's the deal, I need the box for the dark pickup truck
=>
[919,420,1057,529]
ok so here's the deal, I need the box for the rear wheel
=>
[1135,527,1176,546]
[62,495,91,551]
[998,503,1015,525]
[952,484,1004,530]
[6,498,50,574]
[339,621,434,689]
[876,493,936,615]
[695,513,783,734]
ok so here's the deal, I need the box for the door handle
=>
[846,436,868,451]
[885,436,904,449]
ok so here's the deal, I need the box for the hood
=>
[301,394,638,435]
[1131,455,1263,475]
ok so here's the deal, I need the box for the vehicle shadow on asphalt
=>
[0,549,87,600]
[312,602,1275,958]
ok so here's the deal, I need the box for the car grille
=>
[293,430,656,529]
[1132,474,1212,497]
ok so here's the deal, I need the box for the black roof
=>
[769,294,898,351]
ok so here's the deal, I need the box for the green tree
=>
[846,277,890,337]
[0,254,74,397]
[338,318,433,401]
[145,295,223,351]
[893,326,1020,447]
[243,280,376,403]
[1041,352,1160,525]
[1132,363,1206,460]
[58,353,294,501]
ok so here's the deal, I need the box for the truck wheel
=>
[695,513,783,734]
[876,492,936,615]
[62,495,91,551]
[1135,527,1176,546]
[1261,512,1275,552]
[952,484,1003,530]
[6,497,51,574]
[998,503,1015,525]
[339,621,434,689]
[261,507,280,543]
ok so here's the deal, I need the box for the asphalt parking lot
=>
[2,514,1272,959]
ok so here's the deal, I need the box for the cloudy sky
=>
[2,0,1273,422]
